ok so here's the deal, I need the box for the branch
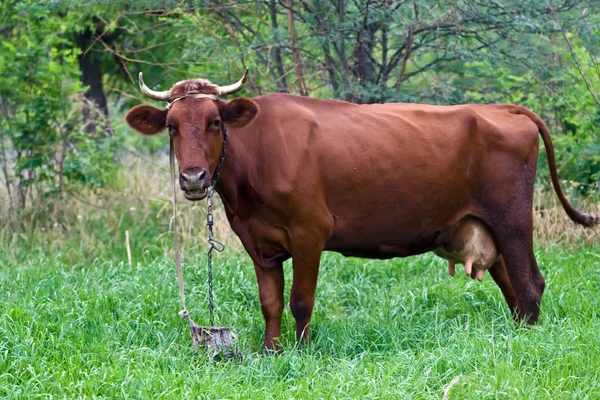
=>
[547,2,600,108]
[394,26,414,93]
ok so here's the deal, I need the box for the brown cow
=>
[126,70,599,351]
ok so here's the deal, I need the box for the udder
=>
[434,218,499,281]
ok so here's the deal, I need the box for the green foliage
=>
[1,0,599,214]
[0,0,119,208]
[447,33,600,196]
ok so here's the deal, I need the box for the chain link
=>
[205,123,228,326]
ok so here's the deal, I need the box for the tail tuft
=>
[577,211,600,228]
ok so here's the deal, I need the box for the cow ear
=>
[221,98,258,128]
[126,104,167,135]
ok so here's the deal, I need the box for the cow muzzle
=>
[179,168,209,201]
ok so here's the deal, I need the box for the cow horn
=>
[138,72,170,101]
[217,68,249,96]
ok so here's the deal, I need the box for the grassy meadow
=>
[2,2,600,398]
[1,162,599,399]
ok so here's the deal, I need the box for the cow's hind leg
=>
[488,256,518,314]
[491,215,545,325]
[481,143,545,324]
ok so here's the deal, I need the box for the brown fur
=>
[127,90,599,351]
[169,79,218,100]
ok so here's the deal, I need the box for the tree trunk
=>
[287,0,308,96]
[351,7,378,103]
[268,0,289,92]
[75,27,108,133]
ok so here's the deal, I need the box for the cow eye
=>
[168,125,177,136]
[213,119,221,127]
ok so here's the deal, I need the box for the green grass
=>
[1,244,600,399]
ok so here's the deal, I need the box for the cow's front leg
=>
[254,261,284,352]
[290,249,323,344]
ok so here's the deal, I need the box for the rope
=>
[169,139,187,315]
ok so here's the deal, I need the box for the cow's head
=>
[126,69,258,201]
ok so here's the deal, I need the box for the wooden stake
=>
[125,230,132,266]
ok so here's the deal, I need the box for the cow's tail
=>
[516,106,599,228]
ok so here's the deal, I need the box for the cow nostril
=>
[180,170,206,189]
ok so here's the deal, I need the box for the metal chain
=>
[205,123,228,326]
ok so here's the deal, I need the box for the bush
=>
[0,1,119,212]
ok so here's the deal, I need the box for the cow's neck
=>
[213,128,252,216]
